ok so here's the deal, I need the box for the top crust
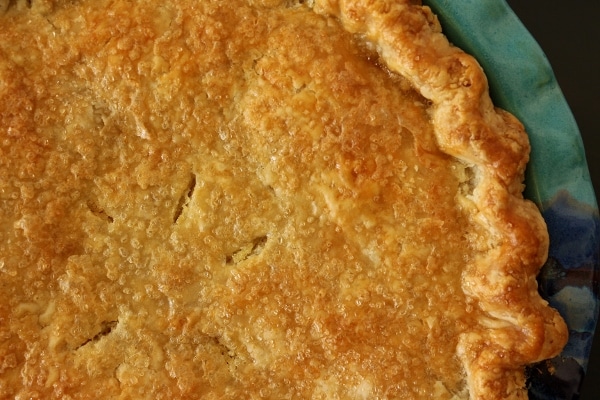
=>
[0,0,567,399]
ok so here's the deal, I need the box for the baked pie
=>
[0,0,568,398]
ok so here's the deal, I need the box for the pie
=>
[0,0,568,399]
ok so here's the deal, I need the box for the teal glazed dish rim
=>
[423,0,600,399]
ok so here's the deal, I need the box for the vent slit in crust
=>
[225,235,268,265]
[76,320,118,350]
[87,199,114,223]
[173,172,197,223]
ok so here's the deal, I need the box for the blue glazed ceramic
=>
[423,1,600,398]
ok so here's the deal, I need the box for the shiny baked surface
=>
[0,0,567,398]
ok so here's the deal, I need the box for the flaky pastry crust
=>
[0,0,567,399]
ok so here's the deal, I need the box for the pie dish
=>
[0,0,571,399]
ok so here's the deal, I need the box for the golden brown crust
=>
[0,0,566,399]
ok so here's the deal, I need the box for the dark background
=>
[504,1,600,399]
